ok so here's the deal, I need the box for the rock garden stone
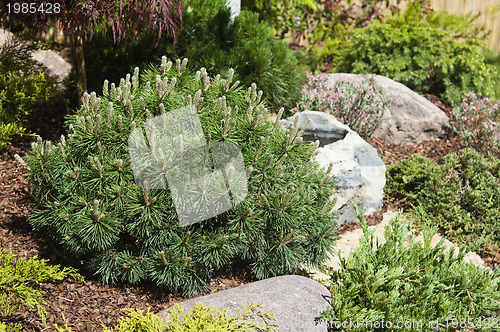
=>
[326,73,451,145]
[282,111,386,224]
[0,28,71,82]
[31,49,71,82]
[156,275,331,332]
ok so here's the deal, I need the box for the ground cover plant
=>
[292,72,392,138]
[0,249,82,331]
[54,303,278,331]
[17,57,338,296]
[318,211,500,331]
[386,148,500,263]
[450,92,500,158]
[84,0,306,112]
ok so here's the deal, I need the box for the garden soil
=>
[0,86,472,330]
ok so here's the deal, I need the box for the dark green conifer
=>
[19,58,338,295]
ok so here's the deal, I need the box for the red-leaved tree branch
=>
[1,0,183,103]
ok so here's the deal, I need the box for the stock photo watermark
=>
[128,106,248,227]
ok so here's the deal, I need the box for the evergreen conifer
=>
[18,58,338,295]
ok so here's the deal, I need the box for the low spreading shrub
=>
[327,2,499,106]
[318,211,500,331]
[292,72,392,138]
[385,149,500,262]
[18,57,338,295]
[84,0,306,111]
[0,249,82,331]
[451,92,500,158]
[55,303,278,332]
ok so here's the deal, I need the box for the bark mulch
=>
[0,93,469,330]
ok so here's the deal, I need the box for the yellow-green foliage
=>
[164,303,278,331]
[0,249,83,330]
[0,119,36,151]
[55,303,278,332]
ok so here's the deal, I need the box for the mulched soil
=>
[0,72,472,331]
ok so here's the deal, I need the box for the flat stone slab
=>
[157,275,331,331]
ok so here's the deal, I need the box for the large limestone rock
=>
[32,49,71,81]
[282,111,386,224]
[156,275,331,332]
[326,73,451,145]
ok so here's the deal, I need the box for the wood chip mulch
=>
[0,92,472,330]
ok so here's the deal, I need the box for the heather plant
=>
[18,57,338,295]
[318,211,500,331]
[451,92,500,158]
[0,249,83,331]
[386,149,500,263]
[292,72,392,138]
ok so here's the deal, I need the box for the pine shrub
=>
[318,212,500,331]
[19,58,338,295]
[386,149,500,263]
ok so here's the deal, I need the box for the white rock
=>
[283,111,386,224]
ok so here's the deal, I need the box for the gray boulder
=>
[326,73,451,145]
[32,49,71,82]
[282,111,386,224]
[156,275,331,332]
[0,28,71,82]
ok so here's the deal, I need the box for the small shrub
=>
[0,115,35,152]
[385,149,500,262]
[318,212,500,331]
[19,58,338,295]
[292,72,392,138]
[0,249,83,331]
[329,2,499,106]
[0,36,58,124]
[451,92,500,158]
[0,35,59,152]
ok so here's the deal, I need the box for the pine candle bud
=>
[103,80,109,97]
[14,154,28,169]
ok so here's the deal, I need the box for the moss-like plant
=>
[0,249,83,331]
[18,57,338,295]
[318,211,500,331]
